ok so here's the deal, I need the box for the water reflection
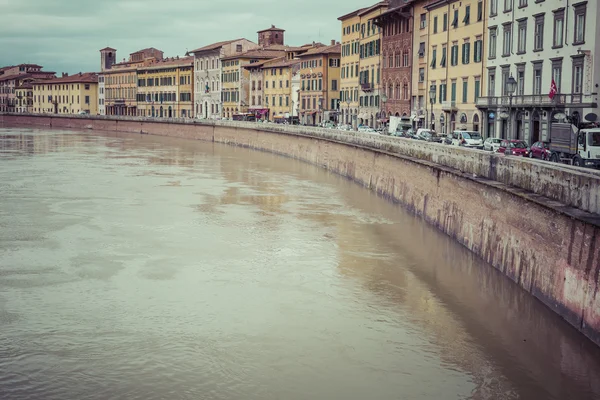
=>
[1,127,600,400]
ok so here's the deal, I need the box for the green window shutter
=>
[452,10,458,27]
[451,82,456,102]
[462,81,468,103]
[465,43,470,64]
[463,6,470,25]
[431,49,437,68]
[461,44,465,64]
[434,16,438,34]
[443,13,448,31]
[474,80,480,101]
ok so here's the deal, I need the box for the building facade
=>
[338,8,364,128]
[375,0,415,124]
[424,0,486,135]
[357,2,387,128]
[262,57,301,120]
[98,75,105,115]
[298,42,342,126]
[136,56,194,118]
[101,47,164,116]
[190,39,258,119]
[0,64,55,113]
[15,83,33,113]
[32,72,99,115]
[477,0,599,144]
[245,59,269,119]
[221,49,286,118]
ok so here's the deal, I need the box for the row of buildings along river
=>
[0,0,599,144]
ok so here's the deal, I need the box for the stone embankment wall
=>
[2,113,600,347]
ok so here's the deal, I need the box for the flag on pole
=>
[549,78,557,100]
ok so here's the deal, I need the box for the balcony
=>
[476,93,597,109]
[441,101,457,111]
[361,83,374,92]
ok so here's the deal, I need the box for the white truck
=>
[548,122,600,168]
[388,116,412,136]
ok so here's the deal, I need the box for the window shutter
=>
[461,44,465,64]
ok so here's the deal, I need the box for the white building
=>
[98,75,105,115]
[292,67,301,117]
[477,0,599,144]
[190,39,257,119]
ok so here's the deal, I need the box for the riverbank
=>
[2,113,599,347]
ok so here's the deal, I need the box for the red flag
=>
[549,78,557,100]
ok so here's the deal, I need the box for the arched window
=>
[395,83,401,99]
[388,53,393,68]
[403,82,409,100]
[473,113,480,132]
[403,49,410,67]
[395,52,400,68]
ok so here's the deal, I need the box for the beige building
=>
[100,47,164,116]
[262,57,301,121]
[15,82,33,113]
[424,0,485,134]
[357,2,387,128]
[32,72,99,115]
[338,7,364,127]
[136,56,194,118]
[297,42,342,126]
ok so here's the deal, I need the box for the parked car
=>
[499,139,530,156]
[483,137,502,152]
[415,128,443,142]
[530,141,551,160]
[451,131,484,149]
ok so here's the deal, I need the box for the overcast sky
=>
[0,0,368,74]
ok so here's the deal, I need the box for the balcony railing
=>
[360,83,374,92]
[476,93,596,108]
[441,101,457,111]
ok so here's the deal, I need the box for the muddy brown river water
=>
[1,127,600,400]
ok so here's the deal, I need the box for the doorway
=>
[531,111,540,143]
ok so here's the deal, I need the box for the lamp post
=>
[506,75,517,139]
[380,93,388,129]
[345,99,351,127]
[429,84,436,131]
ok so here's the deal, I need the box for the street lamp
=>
[429,84,436,131]
[345,99,351,126]
[506,75,517,139]
[380,93,388,129]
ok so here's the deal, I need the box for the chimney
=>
[62,72,68,77]
[331,39,335,46]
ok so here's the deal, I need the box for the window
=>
[434,16,438,34]
[430,48,437,69]
[332,79,338,91]
[440,82,447,102]
[519,0,527,7]
[420,14,426,29]
[419,68,425,82]
[502,24,512,56]
[474,38,483,63]
[462,42,471,64]
[477,1,483,21]
[443,13,448,31]
[553,9,564,48]
[462,79,468,103]
[517,19,527,54]
[534,14,544,51]
[572,57,584,94]
[440,47,447,67]
[488,69,496,96]
[532,61,543,95]
[450,43,459,66]
[517,64,525,95]
[490,0,498,16]
[489,28,497,59]
[451,80,457,102]
[403,49,409,67]
[573,3,586,44]
[501,66,510,96]
[504,0,513,12]
[451,10,458,28]
[418,42,425,58]
[463,6,471,25]
[551,58,562,93]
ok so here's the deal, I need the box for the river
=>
[1,126,600,400]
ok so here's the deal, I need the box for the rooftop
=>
[99,47,116,52]
[0,71,56,82]
[357,1,389,16]
[260,57,301,69]
[34,72,99,84]
[189,39,246,53]
[137,56,193,70]
[221,48,286,61]
[257,25,285,33]
[297,43,341,57]
[338,7,367,20]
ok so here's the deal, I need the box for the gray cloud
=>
[0,0,368,74]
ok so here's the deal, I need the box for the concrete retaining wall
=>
[2,113,600,346]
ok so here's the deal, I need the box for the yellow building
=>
[357,2,387,128]
[15,83,33,113]
[297,42,342,126]
[338,7,364,127]
[136,56,194,118]
[261,57,300,121]
[221,48,285,119]
[425,0,485,134]
[100,47,164,116]
[32,72,99,115]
